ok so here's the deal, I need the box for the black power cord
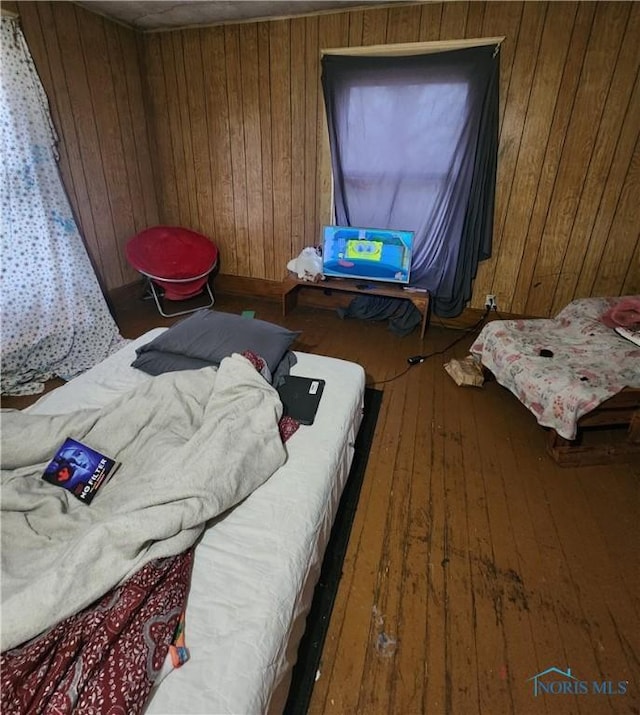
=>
[366,307,491,387]
[366,364,413,387]
[406,307,491,365]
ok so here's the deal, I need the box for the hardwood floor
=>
[4,291,639,715]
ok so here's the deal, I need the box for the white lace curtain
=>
[1,18,123,395]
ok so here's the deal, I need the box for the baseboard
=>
[214,274,283,301]
[109,279,147,309]
[108,275,521,328]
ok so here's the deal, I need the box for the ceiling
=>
[74,1,392,31]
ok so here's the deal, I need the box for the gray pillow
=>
[131,310,300,376]
[130,351,212,377]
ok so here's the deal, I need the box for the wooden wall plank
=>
[19,0,640,307]
[419,2,443,41]
[304,16,320,251]
[482,2,524,136]
[239,23,266,277]
[103,22,145,249]
[525,2,631,316]
[509,1,597,314]
[592,137,640,297]
[347,9,364,46]
[172,32,199,229]
[439,0,469,39]
[159,32,191,226]
[125,31,159,231]
[290,17,307,259]
[269,20,293,281]
[575,73,640,300]
[361,6,388,46]
[622,235,640,295]
[201,26,237,274]
[492,2,547,277]
[465,2,486,39]
[385,4,422,44]
[552,4,640,312]
[139,32,180,224]
[54,4,120,288]
[182,29,215,236]
[224,25,251,276]
[126,31,159,231]
[490,2,577,312]
[257,22,275,279]
[77,8,133,283]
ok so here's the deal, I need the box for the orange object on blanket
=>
[169,610,190,668]
[600,296,640,328]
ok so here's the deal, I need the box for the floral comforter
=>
[470,296,640,440]
[1,550,193,714]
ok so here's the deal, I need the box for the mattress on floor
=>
[28,330,366,715]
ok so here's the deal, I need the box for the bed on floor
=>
[470,296,640,466]
[1,314,366,714]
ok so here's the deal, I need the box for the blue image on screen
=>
[321,226,414,285]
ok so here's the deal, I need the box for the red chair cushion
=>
[126,226,218,301]
[126,226,218,279]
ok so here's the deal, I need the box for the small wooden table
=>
[281,276,430,339]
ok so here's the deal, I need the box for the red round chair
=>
[126,226,218,317]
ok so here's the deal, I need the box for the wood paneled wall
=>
[17,1,158,291]
[17,2,640,314]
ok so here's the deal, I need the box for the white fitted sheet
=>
[28,330,366,715]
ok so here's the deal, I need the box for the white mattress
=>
[28,330,365,715]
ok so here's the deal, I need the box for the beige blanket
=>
[1,354,286,651]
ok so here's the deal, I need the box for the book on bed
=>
[42,437,120,504]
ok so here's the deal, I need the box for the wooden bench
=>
[281,276,430,339]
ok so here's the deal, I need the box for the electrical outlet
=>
[485,294,497,311]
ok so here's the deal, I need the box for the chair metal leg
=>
[148,279,215,318]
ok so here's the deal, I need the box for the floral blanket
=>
[1,550,193,714]
[470,296,640,440]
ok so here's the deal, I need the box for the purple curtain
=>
[322,46,499,317]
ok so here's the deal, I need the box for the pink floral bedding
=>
[470,296,640,440]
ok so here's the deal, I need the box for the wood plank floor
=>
[4,289,639,715]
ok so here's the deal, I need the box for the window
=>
[342,80,469,214]
[321,42,500,317]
